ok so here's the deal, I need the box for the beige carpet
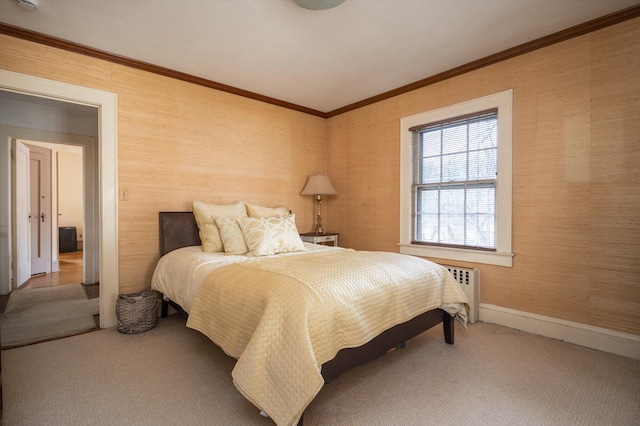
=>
[2,315,639,425]
[0,284,99,349]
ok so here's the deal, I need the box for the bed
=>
[152,210,469,426]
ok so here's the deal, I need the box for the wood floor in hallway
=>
[22,250,84,289]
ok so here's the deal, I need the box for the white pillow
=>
[246,202,290,218]
[192,201,247,252]
[215,217,248,255]
[239,214,305,256]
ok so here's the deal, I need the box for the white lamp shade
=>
[300,174,337,196]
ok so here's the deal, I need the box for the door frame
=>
[0,70,118,328]
[16,139,89,281]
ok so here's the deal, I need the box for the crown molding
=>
[1,3,638,119]
[326,4,640,117]
[0,22,327,118]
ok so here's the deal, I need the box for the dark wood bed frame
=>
[158,211,454,425]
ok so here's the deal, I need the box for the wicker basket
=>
[116,289,160,334]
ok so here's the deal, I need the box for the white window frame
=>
[399,90,514,267]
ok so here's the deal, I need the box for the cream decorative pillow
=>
[246,203,290,218]
[192,201,247,252]
[215,217,248,255]
[239,214,305,256]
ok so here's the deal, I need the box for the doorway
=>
[14,140,86,289]
[6,103,96,291]
[0,69,119,329]
[3,129,98,347]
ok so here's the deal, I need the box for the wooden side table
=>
[300,232,339,247]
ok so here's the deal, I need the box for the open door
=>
[13,139,31,288]
[26,143,52,276]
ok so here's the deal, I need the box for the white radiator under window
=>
[441,265,480,323]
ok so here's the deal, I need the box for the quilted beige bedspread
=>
[186,249,469,426]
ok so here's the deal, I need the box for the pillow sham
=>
[239,214,305,256]
[192,201,247,252]
[215,217,248,255]
[246,202,290,218]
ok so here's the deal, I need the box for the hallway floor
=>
[1,251,99,321]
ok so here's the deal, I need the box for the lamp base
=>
[312,195,326,234]
[313,224,326,234]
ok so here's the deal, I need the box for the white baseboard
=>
[479,303,640,360]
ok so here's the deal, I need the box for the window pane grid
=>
[411,108,497,250]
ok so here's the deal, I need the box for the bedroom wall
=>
[326,18,640,336]
[1,18,637,337]
[0,34,328,294]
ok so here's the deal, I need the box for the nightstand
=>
[300,232,339,247]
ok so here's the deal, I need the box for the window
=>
[399,90,513,267]
[412,109,497,249]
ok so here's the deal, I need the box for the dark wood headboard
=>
[159,212,201,256]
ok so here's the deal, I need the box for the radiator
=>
[441,265,480,323]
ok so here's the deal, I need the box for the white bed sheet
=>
[151,242,337,313]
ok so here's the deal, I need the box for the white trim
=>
[0,69,119,328]
[399,90,513,267]
[479,303,640,360]
[398,244,513,267]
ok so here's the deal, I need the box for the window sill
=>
[398,244,513,267]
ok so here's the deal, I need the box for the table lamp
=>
[300,174,337,234]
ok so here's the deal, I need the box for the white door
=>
[14,140,31,287]
[27,144,52,275]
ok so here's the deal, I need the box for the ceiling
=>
[0,0,637,114]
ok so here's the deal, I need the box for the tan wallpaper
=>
[327,18,640,335]
[1,16,638,336]
[0,34,328,295]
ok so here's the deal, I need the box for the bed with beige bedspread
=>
[187,249,468,426]
[152,209,469,426]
